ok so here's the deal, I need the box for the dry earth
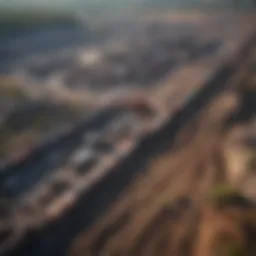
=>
[68,87,256,256]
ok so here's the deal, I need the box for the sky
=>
[0,0,77,8]
[0,0,143,12]
[0,0,129,8]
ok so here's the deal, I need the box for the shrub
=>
[214,241,245,256]
[206,184,248,208]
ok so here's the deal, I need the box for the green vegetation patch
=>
[214,240,245,256]
[0,8,77,25]
[0,100,84,159]
[0,78,28,100]
[206,184,249,208]
[0,198,13,218]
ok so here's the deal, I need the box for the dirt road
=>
[68,89,239,256]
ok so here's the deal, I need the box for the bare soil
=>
[68,88,255,256]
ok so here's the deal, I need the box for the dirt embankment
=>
[68,83,256,256]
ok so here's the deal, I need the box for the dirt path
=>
[68,90,237,256]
